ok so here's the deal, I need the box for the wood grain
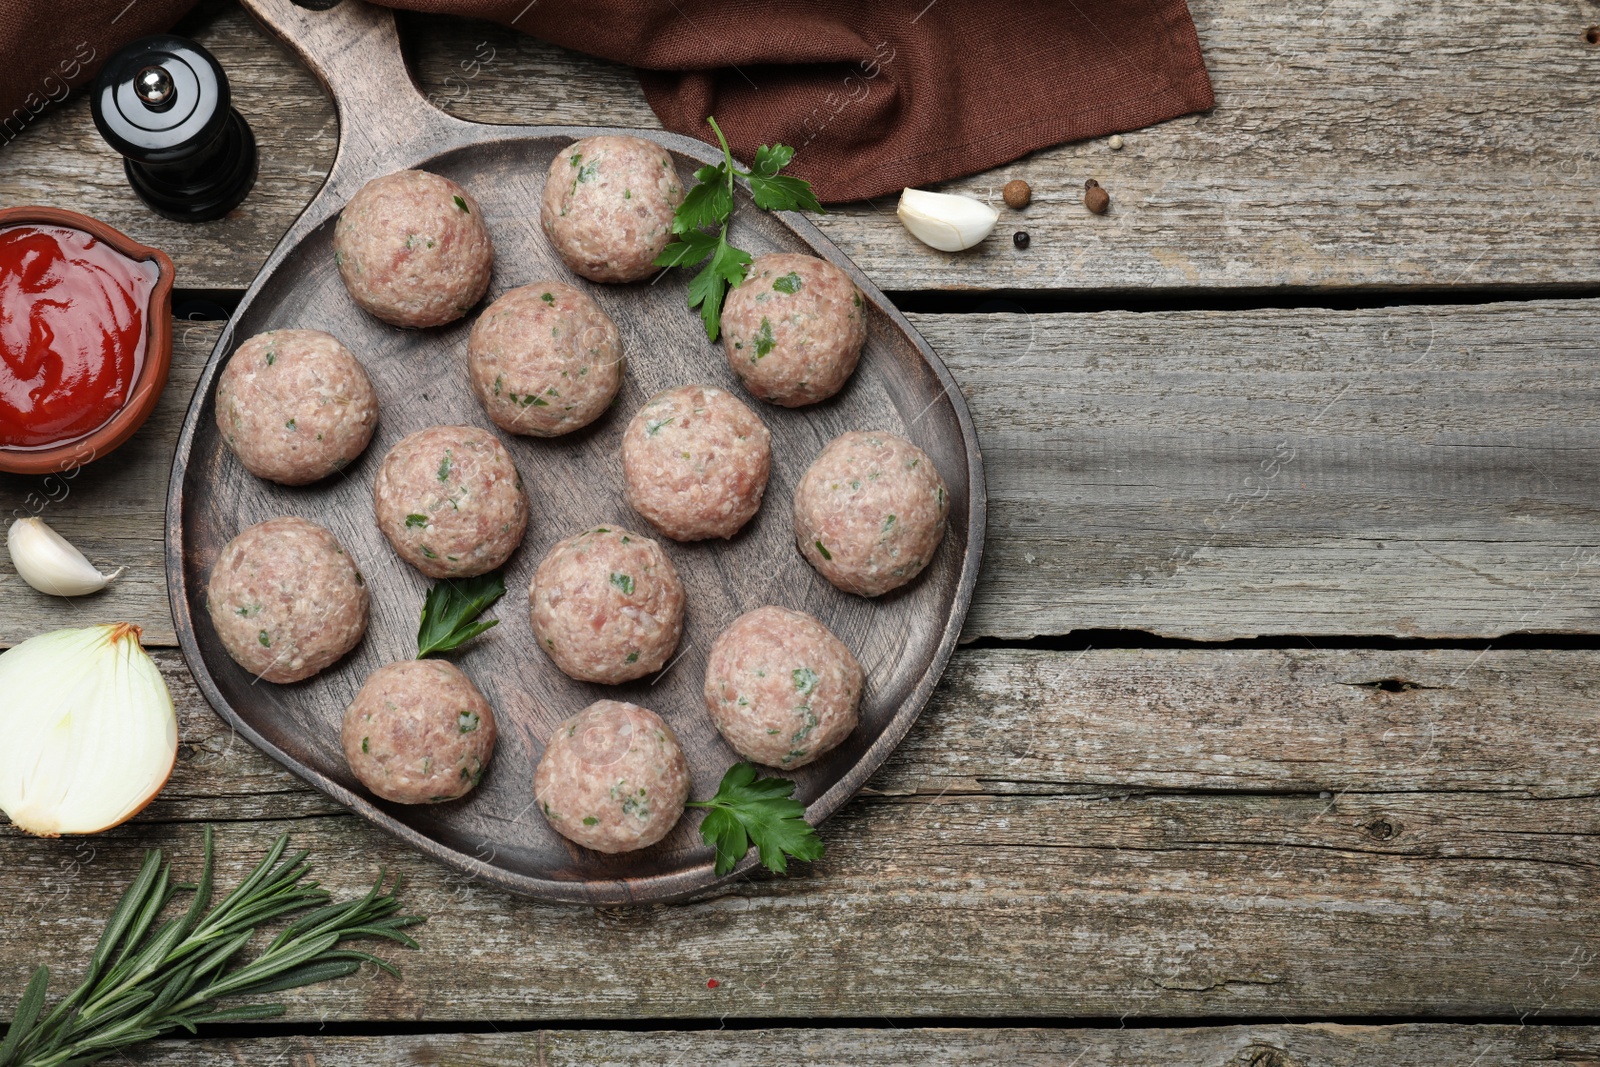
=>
[114,1024,1600,1066]
[8,298,1600,646]
[4,648,1597,1021]
[0,320,209,646]
[0,0,1595,295]
[937,300,1600,640]
[0,1,336,293]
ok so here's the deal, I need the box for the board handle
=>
[239,0,452,188]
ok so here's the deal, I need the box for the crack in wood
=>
[1339,678,1441,692]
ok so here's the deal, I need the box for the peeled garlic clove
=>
[897,188,999,252]
[7,517,124,597]
[0,623,177,836]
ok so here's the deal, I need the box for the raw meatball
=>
[721,253,867,407]
[794,431,950,597]
[534,700,690,853]
[540,135,684,283]
[528,526,684,684]
[214,329,377,485]
[373,425,528,578]
[704,606,863,769]
[342,659,497,805]
[622,384,771,541]
[206,517,368,683]
[334,169,493,328]
[468,282,623,437]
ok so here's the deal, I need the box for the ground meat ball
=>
[704,606,863,768]
[721,253,867,407]
[335,169,493,328]
[373,425,528,578]
[622,384,772,541]
[214,329,378,485]
[528,526,684,684]
[341,659,497,804]
[468,282,623,437]
[206,517,368,683]
[540,135,684,283]
[534,700,690,853]
[794,431,950,597]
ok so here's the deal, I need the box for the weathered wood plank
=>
[142,646,1600,812]
[1,1,1595,295]
[938,299,1600,640]
[116,1024,1600,1067]
[0,1,337,294]
[7,300,1599,646]
[0,321,208,647]
[3,648,1597,1020]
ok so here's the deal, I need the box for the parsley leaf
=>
[749,172,824,214]
[417,571,506,657]
[748,141,822,212]
[675,163,734,233]
[686,762,824,876]
[685,234,751,340]
[653,115,823,341]
[654,226,720,270]
[750,142,795,177]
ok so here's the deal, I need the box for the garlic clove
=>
[896,188,1000,252]
[7,517,124,597]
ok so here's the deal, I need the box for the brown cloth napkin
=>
[0,0,1212,203]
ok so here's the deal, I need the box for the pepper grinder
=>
[90,35,257,223]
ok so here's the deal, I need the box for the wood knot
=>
[1365,818,1399,841]
[1242,1045,1298,1067]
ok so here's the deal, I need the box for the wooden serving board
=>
[164,0,984,904]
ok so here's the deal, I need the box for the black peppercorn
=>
[1013,231,1030,249]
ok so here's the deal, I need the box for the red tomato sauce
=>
[0,224,159,450]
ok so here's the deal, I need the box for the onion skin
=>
[0,623,177,836]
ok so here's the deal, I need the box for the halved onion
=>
[0,623,177,836]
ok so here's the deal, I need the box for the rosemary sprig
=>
[0,827,422,1067]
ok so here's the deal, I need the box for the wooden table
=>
[3,1,1598,1062]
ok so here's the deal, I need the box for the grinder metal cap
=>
[93,35,229,164]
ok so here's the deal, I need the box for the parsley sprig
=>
[417,571,506,657]
[653,115,824,341]
[687,762,825,876]
[0,828,420,1067]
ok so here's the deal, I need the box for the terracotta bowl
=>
[0,206,175,476]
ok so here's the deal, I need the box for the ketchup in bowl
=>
[0,224,162,450]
